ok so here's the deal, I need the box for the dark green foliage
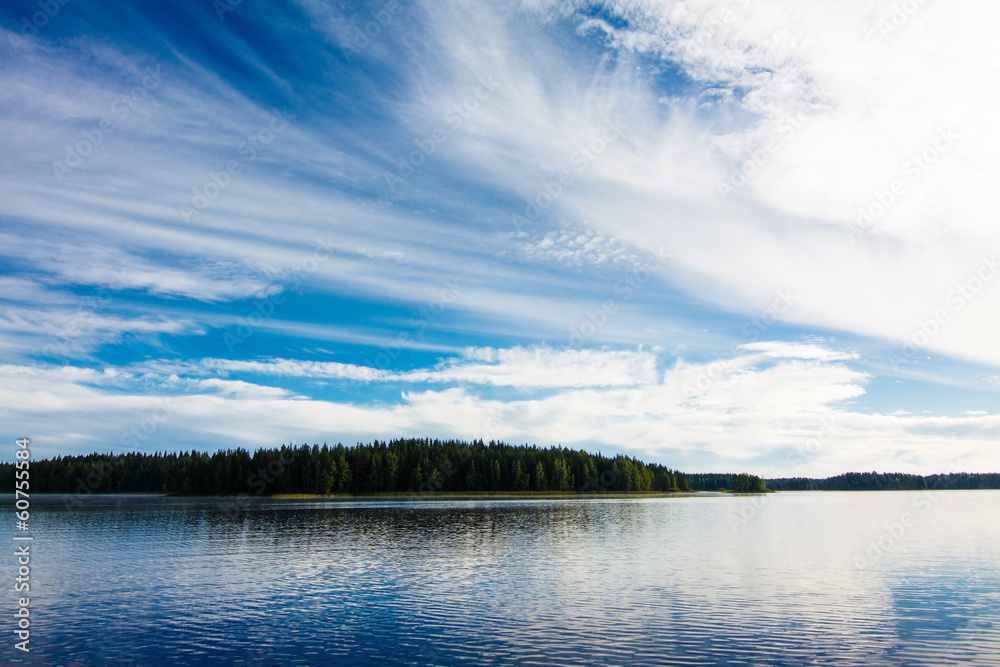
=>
[766,471,1000,491]
[924,472,1000,490]
[0,439,690,497]
[761,477,822,491]
[820,471,928,491]
[687,473,740,491]
[730,473,767,493]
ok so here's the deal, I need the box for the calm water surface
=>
[4,491,1000,666]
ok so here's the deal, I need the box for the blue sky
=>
[1,0,998,476]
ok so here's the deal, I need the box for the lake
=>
[4,491,1000,666]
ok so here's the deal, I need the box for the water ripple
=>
[2,492,999,666]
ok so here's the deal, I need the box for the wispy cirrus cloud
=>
[2,0,999,473]
[199,346,659,388]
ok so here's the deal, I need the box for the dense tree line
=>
[685,473,768,492]
[730,473,768,493]
[924,473,1000,490]
[763,477,823,491]
[687,473,740,491]
[767,471,1000,491]
[0,439,692,497]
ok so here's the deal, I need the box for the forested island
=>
[0,439,692,497]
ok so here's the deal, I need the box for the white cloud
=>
[3,344,998,476]
[538,0,1000,366]
[202,358,392,382]
[0,300,197,359]
[739,341,860,362]
[405,346,659,387]
[384,0,1000,366]
[501,223,644,268]
[198,346,659,388]
[4,1,999,371]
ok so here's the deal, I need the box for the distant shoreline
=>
[4,441,998,495]
[12,488,1000,503]
[7,490,712,500]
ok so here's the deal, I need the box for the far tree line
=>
[6,441,995,497]
[0,439,692,497]
[684,470,1000,492]
[767,471,1000,491]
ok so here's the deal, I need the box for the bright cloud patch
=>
[2,344,998,476]
[739,341,861,362]
[200,347,658,388]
